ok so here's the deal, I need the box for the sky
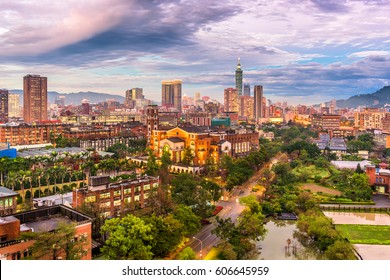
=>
[0,0,390,105]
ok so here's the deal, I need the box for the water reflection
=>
[323,212,390,225]
[256,220,318,260]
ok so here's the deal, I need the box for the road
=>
[187,156,278,259]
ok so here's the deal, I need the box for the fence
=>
[320,205,390,213]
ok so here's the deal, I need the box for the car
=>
[201,219,211,225]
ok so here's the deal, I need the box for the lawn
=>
[292,165,331,179]
[336,224,390,245]
[300,183,342,196]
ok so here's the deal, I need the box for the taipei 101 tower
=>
[235,57,243,96]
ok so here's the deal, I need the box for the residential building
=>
[354,108,387,130]
[161,80,182,112]
[224,88,238,112]
[8,94,20,118]
[253,85,263,123]
[0,90,8,123]
[238,96,254,120]
[23,75,48,123]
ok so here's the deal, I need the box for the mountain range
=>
[335,86,390,108]
[8,90,125,105]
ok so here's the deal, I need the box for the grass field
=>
[336,224,390,245]
[292,165,331,179]
[300,183,342,196]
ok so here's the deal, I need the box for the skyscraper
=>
[224,87,238,112]
[243,83,251,96]
[23,75,47,123]
[254,85,263,123]
[125,88,144,108]
[0,90,9,123]
[162,80,182,112]
[8,93,20,118]
[235,58,243,96]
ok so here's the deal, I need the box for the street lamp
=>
[193,236,203,259]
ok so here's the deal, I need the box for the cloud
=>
[0,0,389,106]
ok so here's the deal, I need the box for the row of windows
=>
[94,185,158,200]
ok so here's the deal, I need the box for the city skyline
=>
[0,0,390,105]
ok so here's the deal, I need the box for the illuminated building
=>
[23,75,48,123]
[162,80,182,112]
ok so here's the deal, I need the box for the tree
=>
[181,147,194,165]
[176,247,197,260]
[172,204,201,236]
[21,221,88,260]
[200,179,222,203]
[144,214,184,258]
[324,240,356,260]
[145,149,159,176]
[355,163,364,174]
[100,214,154,260]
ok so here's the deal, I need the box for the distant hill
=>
[336,86,390,108]
[8,90,125,105]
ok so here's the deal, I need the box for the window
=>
[144,184,150,191]
[134,195,140,202]
[114,190,121,197]
[134,186,141,193]
[85,196,96,203]
[144,193,149,199]
[100,201,110,208]
[100,193,110,199]
[153,183,159,189]
[114,199,121,206]
[124,188,131,195]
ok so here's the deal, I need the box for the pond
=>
[256,220,318,260]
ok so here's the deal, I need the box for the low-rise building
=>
[0,205,92,260]
[73,175,160,217]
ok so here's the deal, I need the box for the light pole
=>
[193,236,203,259]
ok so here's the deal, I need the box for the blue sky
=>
[0,0,389,105]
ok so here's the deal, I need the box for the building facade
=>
[73,175,160,217]
[224,88,238,112]
[354,108,387,130]
[238,96,254,120]
[235,58,243,96]
[162,80,182,112]
[8,94,20,118]
[0,90,8,123]
[0,205,92,260]
[23,75,48,123]
[253,85,263,123]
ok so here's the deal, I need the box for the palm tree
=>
[5,171,18,191]
[34,168,44,198]
[0,157,12,185]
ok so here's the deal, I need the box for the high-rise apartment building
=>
[239,95,254,119]
[8,93,20,118]
[224,88,238,112]
[23,75,48,123]
[235,58,243,96]
[161,80,182,112]
[125,88,144,108]
[0,90,9,123]
[254,85,263,123]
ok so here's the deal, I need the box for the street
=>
[187,156,278,259]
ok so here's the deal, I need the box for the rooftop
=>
[0,187,18,198]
